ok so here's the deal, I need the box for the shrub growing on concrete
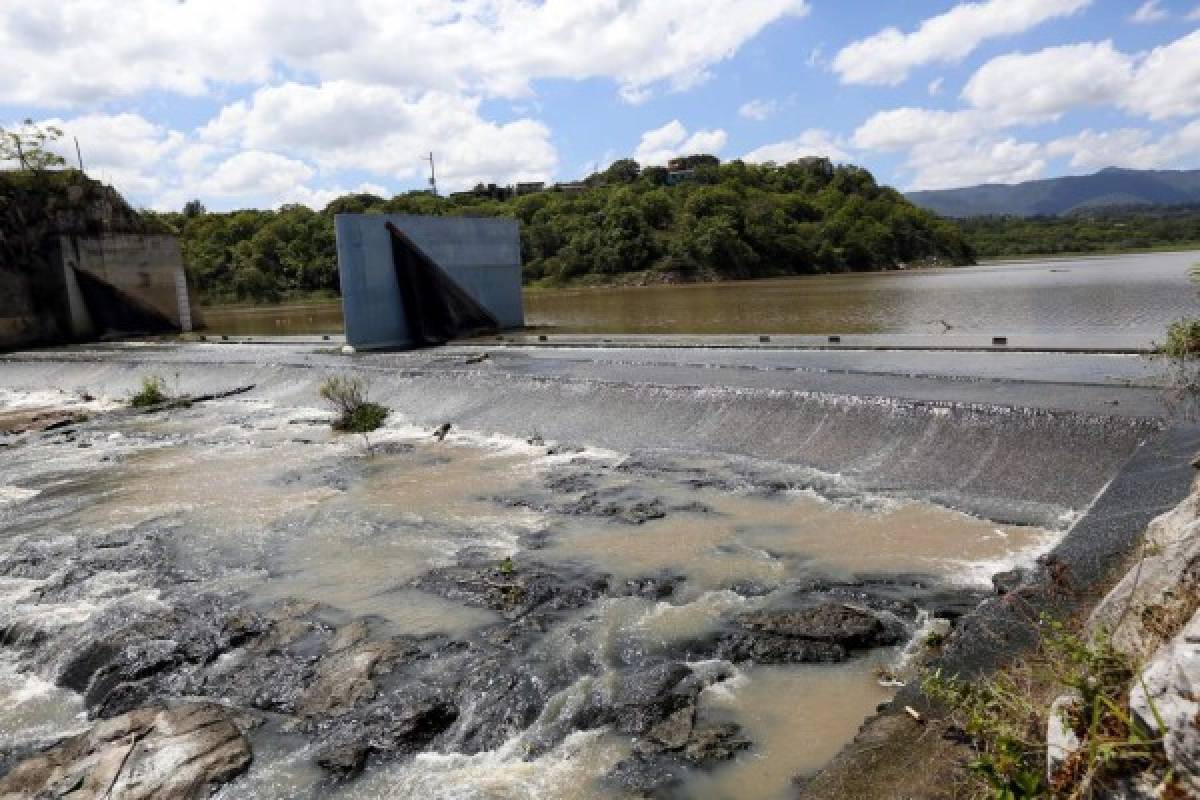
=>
[1162,318,1200,359]
[130,375,168,408]
[319,375,389,433]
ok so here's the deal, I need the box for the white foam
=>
[0,486,38,509]
[344,729,626,800]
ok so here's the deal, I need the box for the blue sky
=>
[2,0,1199,210]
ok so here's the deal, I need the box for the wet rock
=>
[637,704,695,751]
[315,742,368,779]
[737,604,900,648]
[562,487,667,525]
[681,722,751,764]
[0,702,251,800]
[296,622,419,718]
[412,560,608,619]
[711,603,902,665]
[542,472,597,494]
[992,568,1027,596]
[612,572,685,600]
[314,690,459,770]
[715,633,846,664]
[789,574,988,622]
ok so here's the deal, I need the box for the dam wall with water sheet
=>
[0,343,1168,528]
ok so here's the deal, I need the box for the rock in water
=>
[0,703,252,800]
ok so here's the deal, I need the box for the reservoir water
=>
[199,251,1199,346]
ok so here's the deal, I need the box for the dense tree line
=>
[956,207,1200,259]
[148,158,975,304]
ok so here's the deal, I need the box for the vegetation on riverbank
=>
[147,158,974,303]
[957,208,1200,259]
[924,620,1172,799]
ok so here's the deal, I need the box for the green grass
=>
[129,375,168,408]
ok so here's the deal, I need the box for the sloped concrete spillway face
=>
[335,214,523,350]
[0,355,1156,800]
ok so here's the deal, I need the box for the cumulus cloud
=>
[852,108,986,152]
[633,120,727,165]
[743,130,852,163]
[202,82,557,191]
[856,27,1200,189]
[738,99,777,121]
[1121,30,1200,119]
[905,137,1046,190]
[0,0,809,108]
[1130,1,1169,23]
[962,41,1134,123]
[1047,122,1200,171]
[204,151,315,200]
[832,0,1090,86]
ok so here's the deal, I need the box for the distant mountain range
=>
[905,167,1200,217]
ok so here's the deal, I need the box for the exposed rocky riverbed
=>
[0,377,1066,800]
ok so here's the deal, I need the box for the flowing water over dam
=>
[0,343,1178,798]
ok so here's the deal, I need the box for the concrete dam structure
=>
[0,339,1195,799]
[0,174,196,350]
[335,214,524,350]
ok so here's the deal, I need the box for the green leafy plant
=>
[318,375,388,434]
[129,375,168,408]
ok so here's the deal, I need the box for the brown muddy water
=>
[0,389,1056,799]
[199,250,1199,343]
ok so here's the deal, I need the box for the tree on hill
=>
[0,119,67,172]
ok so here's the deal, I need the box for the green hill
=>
[907,167,1200,218]
[151,158,974,304]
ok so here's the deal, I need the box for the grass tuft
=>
[129,375,168,408]
[318,375,389,434]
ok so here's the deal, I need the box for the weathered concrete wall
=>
[0,234,195,350]
[60,234,194,332]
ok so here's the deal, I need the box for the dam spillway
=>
[0,340,1188,799]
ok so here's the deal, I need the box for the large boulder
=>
[0,703,251,800]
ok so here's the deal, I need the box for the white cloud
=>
[832,0,1090,86]
[1047,122,1200,171]
[1121,30,1200,119]
[743,129,852,163]
[0,0,809,108]
[1130,1,1169,23]
[962,41,1134,123]
[738,99,777,121]
[928,77,945,96]
[633,120,727,166]
[905,137,1046,190]
[204,150,315,200]
[856,28,1200,190]
[201,82,558,192]
[853,108,986,152]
